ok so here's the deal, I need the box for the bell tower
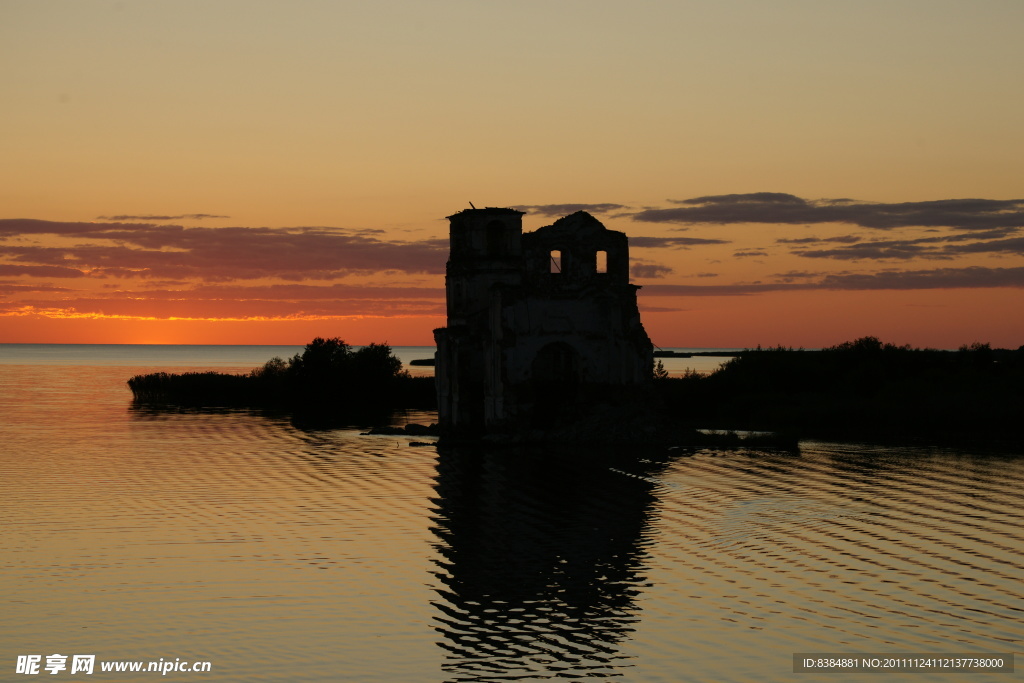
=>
[434,207,525,433]
[444,208,524,326]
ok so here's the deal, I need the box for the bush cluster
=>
[654,336,1024,444]
[128,338,436,413]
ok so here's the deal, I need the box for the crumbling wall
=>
[435,208,653,436]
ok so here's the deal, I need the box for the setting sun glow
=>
[3,1,1023,348]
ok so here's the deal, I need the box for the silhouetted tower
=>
[444,208,525,327]
[435,208,525,432]
[434,208,652,436]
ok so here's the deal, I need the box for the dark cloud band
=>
[633,193,1024,231]
[640,266,1024,295]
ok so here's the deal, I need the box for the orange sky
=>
[2,1,1023,348]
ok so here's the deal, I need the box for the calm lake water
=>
[1,345,1021,681]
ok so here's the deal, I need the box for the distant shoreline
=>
[655,339,1024,449]
[116,337,1024,449]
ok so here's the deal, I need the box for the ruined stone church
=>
[434,207,653,435]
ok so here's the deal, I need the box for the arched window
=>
[549,250,562,273]
[596,250,607,274]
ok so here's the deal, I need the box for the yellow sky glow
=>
[2,1,1023,348]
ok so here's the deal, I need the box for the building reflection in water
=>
[429,446,668,681]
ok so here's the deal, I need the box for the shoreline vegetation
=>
[128,338,435,422]
[655,337,1023,448]
[128,336,1023,448]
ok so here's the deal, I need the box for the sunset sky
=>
[3,1,1023,348]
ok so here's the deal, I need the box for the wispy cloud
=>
[819,266,1024,290]
[794,241,950,261]
[101,283,444,301]
[514,203,629,216]
[944,236,1024,256]
[96,214,229,221]
[1,297,445,320]
[637,305,689,313]
[1,280,445,320]
[793,235,1024,261]
[0,219,448,281]
[631,263,673,279]
[776,235,862,244]
[629,236,729,248]
[4,200,1022,327]
[0,264,87,278]
[0,282,73,294]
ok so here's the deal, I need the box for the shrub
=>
[128,338,433,414]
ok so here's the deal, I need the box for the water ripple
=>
[1,366,1022,681]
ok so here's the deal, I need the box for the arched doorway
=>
[530,342,582,427]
